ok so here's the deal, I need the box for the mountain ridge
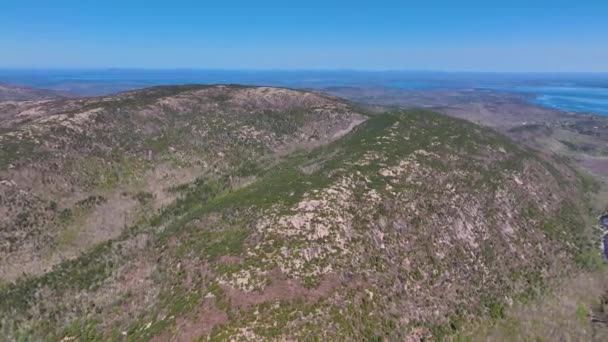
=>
[0,84,366,282]
[0,85,598,340]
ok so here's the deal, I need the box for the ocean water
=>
[391,80,608,116]
[1,69,608,115]
[508,86,608,116]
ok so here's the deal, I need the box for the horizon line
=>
[0,67,607,74]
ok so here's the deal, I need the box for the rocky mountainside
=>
[324,86,608,183]
[0,83,66,102]
[0,86,598,341]
[0,85,364,281]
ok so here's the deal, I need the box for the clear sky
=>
[1,0,607,71]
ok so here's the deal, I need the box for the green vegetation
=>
[177,226,249,259]
[0,103,598,341]
[576,303,588,323]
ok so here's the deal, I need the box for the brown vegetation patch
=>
[581,156,608,177]
[152,300,229,342]
[223,270,343,308]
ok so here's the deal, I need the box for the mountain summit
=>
[0,85,597,340]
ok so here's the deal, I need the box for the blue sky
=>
[1,0,607,71]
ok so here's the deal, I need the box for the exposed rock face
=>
[0,89,595,341]
[0,85,365,281]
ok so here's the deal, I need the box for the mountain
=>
[0,85,599,340]
[0,85,365,281]
[0,82,67,101]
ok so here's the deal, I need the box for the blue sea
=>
[507,86,608,116]
[1,69,607,116]
[391,75,608,115]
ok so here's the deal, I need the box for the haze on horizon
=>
[1,0,608,72]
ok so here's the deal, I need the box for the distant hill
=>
[0,85,599,340]
[0,82,67,101]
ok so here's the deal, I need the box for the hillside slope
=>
[0,85,365,281]
[0,108,596,340]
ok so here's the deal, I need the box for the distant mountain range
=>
[0,82,67,101]
[1,70,607,114]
